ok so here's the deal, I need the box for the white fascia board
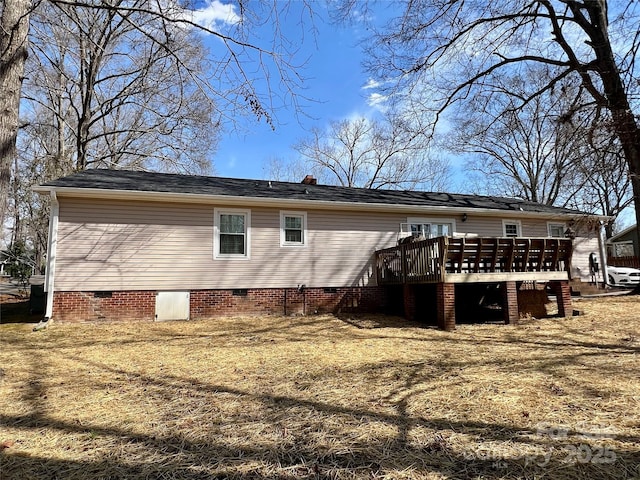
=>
[33,185,606,221]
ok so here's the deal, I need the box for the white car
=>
[607,266,640,287]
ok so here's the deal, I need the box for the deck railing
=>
[375,237,573,285]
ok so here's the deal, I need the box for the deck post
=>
[436,283,455,331]
[550,281,573,317]
[403,284,416,321]
[502,281,519,324]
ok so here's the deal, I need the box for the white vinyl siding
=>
[52,197,596,289]
[572,235,602,280]
[54,199,401,290]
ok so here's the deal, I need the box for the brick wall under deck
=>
[52,287,389,322]
[191,286,388,318]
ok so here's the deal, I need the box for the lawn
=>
[0,296,639,479]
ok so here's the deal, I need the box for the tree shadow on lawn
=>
[2,352,639,480]
[335,312,431,330]
[0,314,381,353]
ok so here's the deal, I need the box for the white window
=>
[404,218,456,238]
[548,223,566,238]
[280,211,307,246]
[214,208,250,259]
[614,242,635,257]
[502,220,521,237]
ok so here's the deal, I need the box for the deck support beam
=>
[550,280,573,317]
[502,281,519,324]
[437,283,456,331]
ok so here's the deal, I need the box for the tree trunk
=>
[0,0,31,237]
[580,1,640,291]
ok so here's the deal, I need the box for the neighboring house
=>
[607,224,639,258]
[34,169,608,328]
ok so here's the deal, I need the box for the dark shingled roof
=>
[41,169,586,216]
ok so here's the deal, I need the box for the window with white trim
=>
[214,209,250,259]
[280,211,307,246]
[548,223,566,238]
[403,218,455,238]
[502,220,521,237]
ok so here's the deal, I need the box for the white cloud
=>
[367,92,388,110]
[192,0,241,30]
[361,78,389,112]
[362,78,381,90]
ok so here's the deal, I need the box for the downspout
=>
[36,191,59,329]
[597,220,608,288]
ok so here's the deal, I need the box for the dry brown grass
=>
[1,296,639,479]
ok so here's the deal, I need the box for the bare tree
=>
[572,125,632,237]
[1,0,314,240]
[5,0,222,261]
[24,0,217,173]
[263,155,309,183]
[291,115,451,190]
[340,1,640,236]
[449,63,631,233]
[8,151,51,273]
[454,67,588,206]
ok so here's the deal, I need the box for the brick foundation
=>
[53,291,156,322]
[502,281,519,324]
[436,283,456,331]
[550,280,573,318]
[52,286,389,322]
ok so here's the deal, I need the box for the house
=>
[34,169,608,328]
[607,224,639,258]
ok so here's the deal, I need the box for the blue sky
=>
[190,1,636,228]
[197,1,386,180]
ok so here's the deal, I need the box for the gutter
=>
[36,190,59,329]
[33,185,606,221]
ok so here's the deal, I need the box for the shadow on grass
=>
[3,308,640,479]
[3,351,639,479]
[2,394,638,479]
[335,313,433,330]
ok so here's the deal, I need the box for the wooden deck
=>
[375,237,573,285]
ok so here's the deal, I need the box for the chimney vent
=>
[301,175,317,185]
